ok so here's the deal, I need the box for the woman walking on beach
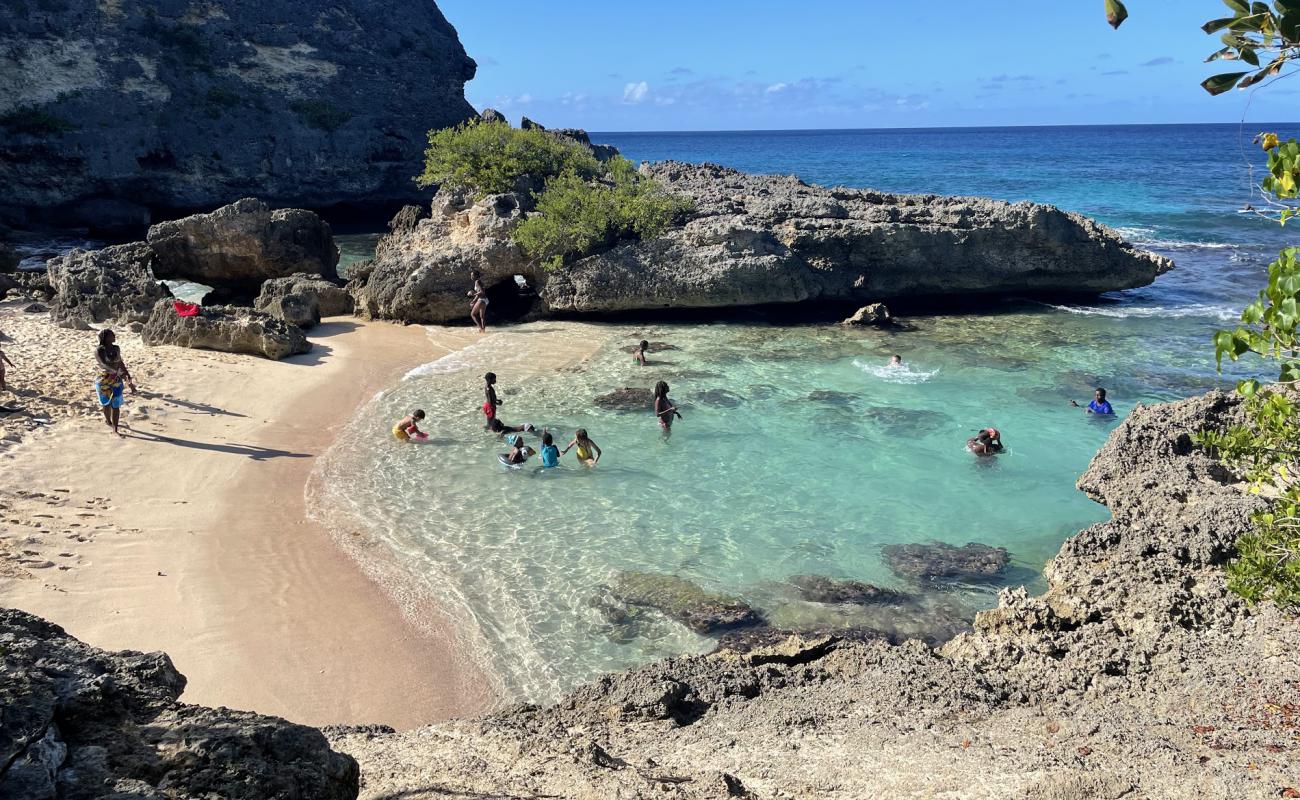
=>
[654,381,682,440]
[468,270,488,333]
[95,329,135,437]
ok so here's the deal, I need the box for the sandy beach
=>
[0,301,492,729]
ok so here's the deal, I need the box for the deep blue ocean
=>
[315,123,1300,703]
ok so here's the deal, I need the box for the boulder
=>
[146,198,340,290]
[789,574,908,605]
[257,273,354,317]
[540,162,1173,316]
[0,607,357,799]
[842,302,892,326]
[141,300,311,360]
[350,192,535,323]
[45,243,171,330]
[881,541,1011,581]
[0,0,476,230]
[594,387,655,413]
[262,293,321,329]
[609,571,762,634]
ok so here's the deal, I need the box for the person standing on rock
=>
[94,329,135,437]
[468,270,488,333]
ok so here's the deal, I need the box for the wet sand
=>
[0,304,491,728]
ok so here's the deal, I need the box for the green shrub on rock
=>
[416,120,600,195]
[512,157,693,270]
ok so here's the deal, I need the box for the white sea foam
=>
[853,359,939,384]
[1043,303,1239,322]
[403,332,493,380]
[1111,226,1235,250]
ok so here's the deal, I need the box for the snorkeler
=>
[1071,387,1115,415]
[654,381,682,439]
[392,409,427,441]
[633,340,650,366]
[967,428,1003,456]
[561,428,602,465]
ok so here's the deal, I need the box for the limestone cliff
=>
[0,0,476,232]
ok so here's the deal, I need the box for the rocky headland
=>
[0,0,476,232]
[4,390,1295,798]
[350,160,1172,324]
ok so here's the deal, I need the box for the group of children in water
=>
[391,342,1117,466]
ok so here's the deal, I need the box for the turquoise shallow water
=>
[316,123,1285,703]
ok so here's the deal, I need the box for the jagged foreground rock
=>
[332,392,1298,799]
[0,0,476,231]
[351,162,1173,323]
[0,609,357,799]
[141,299,311,360]
[45,243,172,330]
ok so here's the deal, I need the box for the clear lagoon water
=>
[318,123,1293,703]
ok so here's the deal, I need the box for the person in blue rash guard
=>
[1072,387,1115,415]
[539,430,560,468]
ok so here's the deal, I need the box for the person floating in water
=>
[468,270,488,333]
[1071,387,1115,415]
[392,409,427,441]
[483,372,502,429]
[967,427,1003,456]
[654,380,682,439]
[562,428,602,466]
[486,417,536,438]
[633,340,650,366]
[538,430,561,468]
[503,435,535,465]
[94,329,136,437]
[888,354,903,368]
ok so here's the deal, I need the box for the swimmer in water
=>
[1071,387,1115,415]
[503,435,535,465]
[538,430,561,468]
[967,427,1003,456]
[392,409,426,441]
[486,417,536,438]
[654,380,682,439]
[561,428,602,466]
[888,354,903,368]
[633,340,650,366]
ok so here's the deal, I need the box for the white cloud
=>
[623,81,649,103]
[765,82,788,94]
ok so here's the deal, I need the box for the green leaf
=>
[1105,0,1129,28]
[1239,67,1273,87]
[1223,0,1249,12]
[1207,46,1238,61]
[1204,16,1238,32]
[1241,47,1262,65]
[1202,71,1250,94]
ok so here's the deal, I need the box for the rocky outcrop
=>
[257,273,354,317]
[608,571,762,634]
[141,299,311,359]
[881,541,1011,581]
[147,198,340,292]
[542,162,1173,315]
[0,608,357,799]
[350,193,536,323]
[0,0,476,232]
[260,292,321,329]
[841,302,892,326]
[45,242,170,329]
[354,161,1172,324]
[332,391,1297,799]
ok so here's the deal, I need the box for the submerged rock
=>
[861,406,950,436]
[0,607,357,799]
[147,199,339,291]
[45,243,171,330]
[0,0,476,230]
[789,574,908,605]
[841,302,893,327]
[692,388,746,408]
[257,273,355,318]
[610,571,762,634]
[881,541,1011,581]
[594,387,655,413]
[141,299,311,360]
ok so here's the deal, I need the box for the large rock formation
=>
[141,299,311,359]
[352,161,1173,324]
[0,0,476,232]
[0,608,357,799]
[257,273,354,317]
[147,198,340,292]
[331,391,1296,798]
[45,242,171,329]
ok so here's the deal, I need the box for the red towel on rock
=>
[173,300,200,317]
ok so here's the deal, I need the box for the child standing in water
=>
[561,428,602,465]
[654,381,682,439]
[539,430,561,468]
[392,409,426,441]
[633,340,650,366]
[483,372,501,428]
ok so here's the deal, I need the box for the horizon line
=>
[585,120,1300,136]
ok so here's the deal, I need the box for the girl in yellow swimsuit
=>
[392,409,426,441]
[561,428,602,466]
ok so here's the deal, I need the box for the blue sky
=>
[437,1,1297,131]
